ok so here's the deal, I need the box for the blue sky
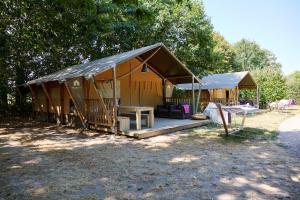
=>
[202,0,300,75]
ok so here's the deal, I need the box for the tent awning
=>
[25,43,198,86]
[177,71,257,90]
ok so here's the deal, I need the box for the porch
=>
[120,117,210,139]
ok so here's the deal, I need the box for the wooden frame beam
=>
[91,75,112,126]
[136,56,165,80]
[28,84,42,112]
[16,86,23,98]
[236,85,239,105]
[165,75,192,79]
[85,79,90,119]
[42,83,59,117]
[192,76,195,114]
[162,79,167,104]
[112,66,118,133]
[60,84,65,124]
[195,82,201,112]
[117,47,162,80]
[64,81,86,128]
[256,86,260,108]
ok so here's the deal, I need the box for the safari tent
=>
[177,71,259,108]
[19,43,207,138]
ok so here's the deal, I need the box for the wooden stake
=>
[217,103,228,136]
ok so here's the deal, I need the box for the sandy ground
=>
[279,113,300,158]
[1,108,300,200]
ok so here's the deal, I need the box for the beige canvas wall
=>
[210,88,237,100]
[47,82,61,114]
[35,86,47,112]
[93,58,164,107]
[33,57,167,114]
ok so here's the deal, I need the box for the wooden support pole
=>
[42,84,49,122]
[192,76,195,114]
[28,84,42,112]
[42,83,59,117]
[16,86,24,107]
[256,86,259,109]
[236,85,239,105]
[64,81,86,128]
[86,80,90,120]
[162,79,166,104]
[16,86,23,98]
[60,84,65,124]
[195,81,201,112]
[91,75,112,126]
[217,103,228,136]
[112,66,118,133]
[166,75,193,79]
[129,60,132,105]
[82,77,87,118]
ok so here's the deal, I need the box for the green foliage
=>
[233,39,281,71]
[0,0,217,112]
[286,71,300,102]
[234,39,286,108]
[172,87,186,97]
[0,0,291,113]
[210,32,237,73]
[240,67,286,108]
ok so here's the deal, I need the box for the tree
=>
[240,67,286,108]
[233,39,281,71]
[234,39,286,108]
[1,0,101,112]
[286,71,300,102]
[210,32,237,74]
[1,0,218,113]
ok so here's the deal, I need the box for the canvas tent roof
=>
[25,43,198,86]
[176,71,257,90]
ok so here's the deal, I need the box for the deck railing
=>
[165,97,241,111]
[85,98,115,127]
[165,97,193,105]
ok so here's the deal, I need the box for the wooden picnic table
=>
[118,106,154,130]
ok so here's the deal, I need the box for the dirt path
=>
[1,118,300,200]
[279,113,300,158]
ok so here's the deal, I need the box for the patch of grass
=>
[187,106,300,142]
[239,127,278,140]
[219,127,278,143]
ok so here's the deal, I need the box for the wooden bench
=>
[119,112,151,128]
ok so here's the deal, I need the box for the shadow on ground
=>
[1,118,300,200]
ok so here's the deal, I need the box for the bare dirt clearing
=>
[1,106,300,200]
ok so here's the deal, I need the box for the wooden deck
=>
[120,118,211,139]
